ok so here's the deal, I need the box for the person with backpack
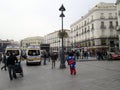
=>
[50,52,58,69]
[67,51,76,75]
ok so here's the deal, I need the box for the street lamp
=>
[59,4,66,69]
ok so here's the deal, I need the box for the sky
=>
[0,0,116,41]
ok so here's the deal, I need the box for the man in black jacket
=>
[50,52,58,69]
[7,52,18,80]
[43,50,47,65]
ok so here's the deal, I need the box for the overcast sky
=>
[0,0,116,41]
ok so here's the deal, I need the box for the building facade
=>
[70,2,118,53]
[20,36,43,50]
[44,29,70,52]
[0,39,18,52]
[116,0,120,49]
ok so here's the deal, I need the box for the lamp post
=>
[59,4,66,69]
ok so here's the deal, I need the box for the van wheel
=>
[38,62,41,65]
[20,72,24,77]
[26,62,29,66]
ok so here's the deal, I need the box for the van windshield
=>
[28,50,40,56]
[6,50,19,56]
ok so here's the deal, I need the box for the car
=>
[107,51,120,60]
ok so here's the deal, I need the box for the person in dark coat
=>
[42,50,47,65]
[97,50,103,60]
[7,52,18,80]
[1,53,7,71]
[50,52,58,69]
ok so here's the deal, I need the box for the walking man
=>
[1,53,7,71]
[50,52,58,69]
[43,50,47,65]
[7,52,18,80]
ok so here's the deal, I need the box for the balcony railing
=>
[109,25,114,29]
[108,17,113,19]
[100,25,106,29]
[100,16,105,19]
[91,27,94,30]
[117,26,120,31]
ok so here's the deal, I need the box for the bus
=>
[26,45,42,65]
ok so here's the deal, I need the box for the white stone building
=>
[44,29,70,52]
[116,0,120,49]
[70,2,118,53]
[21,36,43,50]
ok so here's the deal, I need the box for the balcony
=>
[100,25,106,29]
[116,26,120,35]
[91,27,94,30]
[108,17,113,19]
[109,25,114,29]
[100,16,105,19]
[117,26,120,31]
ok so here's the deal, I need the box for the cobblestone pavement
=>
[0,60,120,90]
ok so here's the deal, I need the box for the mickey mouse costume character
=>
[67,51,76,75]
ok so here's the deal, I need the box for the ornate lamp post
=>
[59,4,66,69]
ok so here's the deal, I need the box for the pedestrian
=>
[0,53,2,64]
[6,52,18,80]
[1,53,7,71]
[84,51,89,60]
[75,50,80,61]
[48,52,50,62]
[42,50,47,65]
[67,51,76,75]
[50,52,58,69]
[97,50,103,60]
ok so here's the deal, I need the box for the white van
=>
[5,45,21,60]
[26,45,42,65]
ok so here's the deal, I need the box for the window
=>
[88,41,91,46]
[115,13,117,18]
[88,26,90,31]
[119,10,120,16]
[91,24,94,30]
[76,32,78,36]
[109,13,113,19]
[116,21,118,26]
[6,50,19,56]
[100,21,106,29]
[87,18,89,24]
[100,13,105,19]
[110,41,115,47]
[85,28,86,33]
[109,21,114,29]
[91,15,94,22]
[92,40,95,46]
[28,50,40,56]
[101,39,106,45]
[84,21,86,26]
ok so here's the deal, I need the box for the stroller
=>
[15,61,24,77]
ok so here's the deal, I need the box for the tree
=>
[58,30,68,38]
